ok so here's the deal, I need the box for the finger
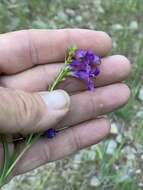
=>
[14,118,110,175]
[0,29,112,74]
[58,83,130,128]
[0,88,70,134]
[0,55,131,92]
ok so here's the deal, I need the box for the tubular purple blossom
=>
[69,49,101,90]
[46,128,58,138]
[45,48,101,139]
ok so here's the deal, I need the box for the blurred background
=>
[1,0,143,189]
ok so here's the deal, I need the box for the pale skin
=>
[0,29,131,178]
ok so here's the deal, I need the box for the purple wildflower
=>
[45,48,101,139]
[69,49,101,90]
[74,49,86,60]
[46,128,58,139]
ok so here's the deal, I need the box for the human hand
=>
[0,29,131,177]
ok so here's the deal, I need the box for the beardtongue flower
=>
[47,47,101,138]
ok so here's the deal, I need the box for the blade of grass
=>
[0,135,10,186]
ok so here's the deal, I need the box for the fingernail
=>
[40,90,70,110]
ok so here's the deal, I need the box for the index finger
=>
[0,29,112,74]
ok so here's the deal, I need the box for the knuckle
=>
[42,141,51,162]
[88,91,107,118]
[14,91,43,133]
[103,118,111,133]
[64,28,72,45]
[88,92,98,119]
[69,127,82,151]
[26,29,39,66]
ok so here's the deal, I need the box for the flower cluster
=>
[47,48,101,139]
[69,49,101,90]
[0,47,102,187]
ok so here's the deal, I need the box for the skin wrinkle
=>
[40,65,50,89]
[44,31,56,63]
[11,92,28,133]
[19,31,33,69]
[42,140,51,163]
[88,91,99,120]
[1,90,43,133]
[12,93,25,133]
[18,93,43,133]
[64,28,75,50]
[12,31,33,72]
[55,29,73,62]
[0,88,16,132]
[52,31,67,62]
[43,138,59,162]
[9,91,27,132]
[27,30,39,66]
[69,127,82,151]
[0,36,11,73]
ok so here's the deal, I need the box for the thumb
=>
[0,88,70,134]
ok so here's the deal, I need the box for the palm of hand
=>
[0,29,130,176]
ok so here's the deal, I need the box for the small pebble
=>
[106,140,117,155]
[111,24,123,31]
[116,134,123,144]
[129,20,138,30]
[90,176,101,187]
[135,169,141,174]
[136,109,143,118]
[110,123,119,135]
[138,87,143,101]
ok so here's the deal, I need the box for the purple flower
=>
[46,128,58,139]
[69,49,101,90]
[74,49,86,60]
[45,49,101,139]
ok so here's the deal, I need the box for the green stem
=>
[4,144,30,179]
[0,136,9,185]
[4,132,42,181]
[49,66,66,91]
[26,134,34,145]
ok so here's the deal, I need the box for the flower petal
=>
[74,49,86,60]
[69,48,101,90]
